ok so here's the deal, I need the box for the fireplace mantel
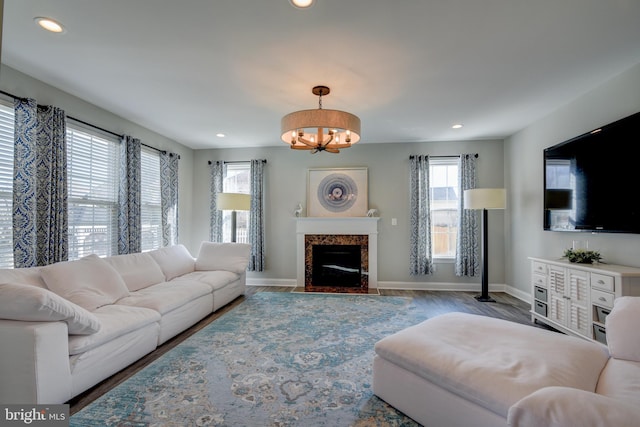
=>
[296,217,379,289]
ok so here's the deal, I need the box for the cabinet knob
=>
[598,280,605,285]
[599,297,606,302]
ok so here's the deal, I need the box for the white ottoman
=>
[373,312,609,427]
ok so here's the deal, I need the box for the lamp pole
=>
[476,208,495,302]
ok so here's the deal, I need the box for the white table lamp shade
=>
[464,188,506,210]
[217,193,251,211]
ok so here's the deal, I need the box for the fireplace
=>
[305,235,368,293]
[296,217,379,293]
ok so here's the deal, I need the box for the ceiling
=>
[2,1,640,150]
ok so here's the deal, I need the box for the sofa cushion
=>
[605,296,640,362]
[68,305,160,355]
[148,245,195,280]
[40,254,130,311]
[595,358,640,406]
[115,280,211,315]
[179,270,240,291]
[0,282,101,335]
[508,386,640,427]
[105,252,166,292]
[374,312,610,417]
[195,242,250,274]
[0,267,47,288]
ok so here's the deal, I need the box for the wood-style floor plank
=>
[68,287,531,414]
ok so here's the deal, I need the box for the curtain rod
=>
[410,154,478,159]
[1,89,177,157]
[208,160,268,165]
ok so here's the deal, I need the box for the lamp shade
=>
[464,188,506,210]
[217,193,251,211]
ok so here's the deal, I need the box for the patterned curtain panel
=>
[118,135,141,254]
[455,154,480,277]
[209,161,224,242]
[160,152,179,247]
[13,99,68,267]
[409,155,434,275]
[248,159,266,272]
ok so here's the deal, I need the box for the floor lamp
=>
[217,193,251,242]
[463,188,506,303]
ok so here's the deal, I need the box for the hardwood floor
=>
[68,287,532,415]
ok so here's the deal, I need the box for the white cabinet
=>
[530,257,640,344]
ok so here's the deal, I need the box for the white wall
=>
[505,62,640,297]
[0,65,197,251]
[191,139,506,289]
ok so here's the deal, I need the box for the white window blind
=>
[0,100,14,268]
[141,147,162,251]
[67,124,119,259]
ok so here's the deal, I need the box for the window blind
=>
[0,101,14,268]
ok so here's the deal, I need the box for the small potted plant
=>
[563,248,602,264]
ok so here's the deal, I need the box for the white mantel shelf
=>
[296,217,379,289]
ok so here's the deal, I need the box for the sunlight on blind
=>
[67,124,119,259]
[0,101,15,268]
[141,148,162,251]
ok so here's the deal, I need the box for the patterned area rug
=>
[71,293,429,426]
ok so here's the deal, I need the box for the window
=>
[0,100,14,268]
[429,158,459,259]
[67,123,119,259]
[222,162,250,243]
[141,148,162,251]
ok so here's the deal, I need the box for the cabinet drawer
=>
[534,286,548,302]
[534,300,548,317]
[591,273,614,292]
[532,273,547,289]
[591,289,614,308]
[532,261,548,275]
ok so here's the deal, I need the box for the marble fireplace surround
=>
[296,218,379,292]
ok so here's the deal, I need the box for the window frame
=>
[222,162,250,243]
[140,147,162,251]
[429,157,460,261]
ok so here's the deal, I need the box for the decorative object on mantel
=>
[294,203,303,217]
[464,188,506,303]
[563,248,602,264]
[281,85,361,153]
[307,167,368,217]
[367,209,378,217]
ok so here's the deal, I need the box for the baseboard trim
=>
[246,278,531,303]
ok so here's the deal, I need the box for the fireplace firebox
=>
[304,234,368,293]
[312,245,361,287]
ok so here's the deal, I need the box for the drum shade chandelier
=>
[281,86,361,153]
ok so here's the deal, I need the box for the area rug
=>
[70,293,429,426]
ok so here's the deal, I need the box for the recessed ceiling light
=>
[34,17,65,33]
[452,123,464,129]
[216,133,226,138]
[289,0,315,9]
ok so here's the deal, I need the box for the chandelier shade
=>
[281,86,361,153]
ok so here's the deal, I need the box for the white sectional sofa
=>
[0,242,250,405]
[373,296,640,427]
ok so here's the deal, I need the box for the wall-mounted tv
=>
[544,111,640,234]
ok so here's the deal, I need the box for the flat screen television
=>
[543,111,640,233]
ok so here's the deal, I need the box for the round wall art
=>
[317,173,357,213]
[307,167,368,217]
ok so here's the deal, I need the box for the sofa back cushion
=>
[105,252,166,292]
[0,282,101,334]
[606,296,640,362]
[40,254,130,311]
[195,242,250,274]
[0,267,47,288]
[148,244,195,280]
